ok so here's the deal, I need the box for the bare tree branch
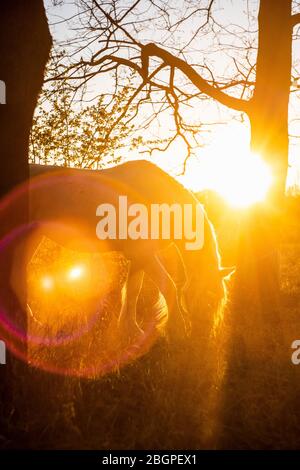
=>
[141,43,249,112]
[291,13,300,27]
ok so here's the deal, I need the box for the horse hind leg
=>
[10,225,44,311]
[0,224,44,355]
[118,260,145,340]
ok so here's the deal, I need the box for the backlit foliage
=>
[30,55,143,169]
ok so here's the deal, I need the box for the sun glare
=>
[204,150,272,208]
[181,125,272,208]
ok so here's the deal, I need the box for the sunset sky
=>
[43,0,300,202]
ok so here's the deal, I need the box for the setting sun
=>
[200,150,272,208]
[181,126,272,208]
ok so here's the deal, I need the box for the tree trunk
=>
[0,1,52,197]
[251,0,291,203]
[234,0,292,311]
[0,1,51,446]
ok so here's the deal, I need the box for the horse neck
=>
[176,214,221,279]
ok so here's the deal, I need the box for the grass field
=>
[2,196,300,450]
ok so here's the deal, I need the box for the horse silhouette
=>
[8,160,231,339]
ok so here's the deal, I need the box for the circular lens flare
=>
[68,265,85,281]
[0,170,164,378]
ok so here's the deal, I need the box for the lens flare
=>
[41,275,54,291]
[0,170,163,378]
[68,265,85,281]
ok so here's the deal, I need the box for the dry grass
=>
[2,201,300,449]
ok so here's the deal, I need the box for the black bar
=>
[0,450,299,466]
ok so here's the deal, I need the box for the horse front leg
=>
[144,255,191,339]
